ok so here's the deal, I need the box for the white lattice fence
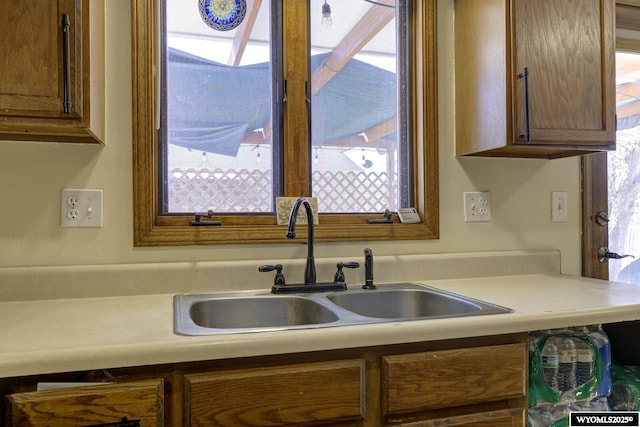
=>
[312,170,396,213]
[168,168,395,213]
[168,168,272,212]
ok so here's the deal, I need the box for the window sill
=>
[134,218,438,246]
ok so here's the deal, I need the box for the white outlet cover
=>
[464,191,492,222]
[61,189,103,228]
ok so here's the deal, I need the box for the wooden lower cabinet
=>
[383,343,527,414]
[0,334,528,427]
[5,379,163,426]
[390,407,526,427]
[185,360,364,426]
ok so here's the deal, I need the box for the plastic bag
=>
[529,331,602,407]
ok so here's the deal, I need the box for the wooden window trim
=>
[131,0,438,246]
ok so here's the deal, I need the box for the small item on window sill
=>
[397,207,421,223]
[190,210,222,226]
[276,196,319,225]
[366,209,394,224]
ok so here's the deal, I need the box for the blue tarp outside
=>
[167,48,397,156]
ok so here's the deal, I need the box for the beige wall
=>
[0,0,582,275]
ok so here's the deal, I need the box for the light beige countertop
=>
[1,250,639,378]
[2,272,640,378]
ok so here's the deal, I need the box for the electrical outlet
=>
[464,191,492,222]
[60,189,103,228]
[551,191,568,222]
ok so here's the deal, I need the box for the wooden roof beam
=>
[240,118,397,150]
[617,100,640,120]
[617,81,640,101]
[310,0,395,95]
[330,118,397,151]
[359,117,396,143]
[228,0,263,66]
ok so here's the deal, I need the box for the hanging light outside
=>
[321,1,332,28]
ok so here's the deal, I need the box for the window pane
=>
[310,0,406,213]
[163,0,275,214]
[608,51,640,283]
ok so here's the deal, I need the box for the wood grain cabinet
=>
[0,334,528,427]
[382,342,527,427]
[0,0,104,144]
[5,379,164,426]
[387,408,526,427]
[184,360,365,426]
[455,0,615,159]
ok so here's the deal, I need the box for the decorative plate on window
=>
[199,0,247,31]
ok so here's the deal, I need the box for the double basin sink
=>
[174,283,512,335]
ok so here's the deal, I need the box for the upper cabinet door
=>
[512,0,616,148]
[0,0,81,119]
[455,0,615,159]
[0,0,104,144]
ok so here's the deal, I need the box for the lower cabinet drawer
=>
[394,407,526,427]
[184,359,364,426]
[382,343,527,415]
[5,379,164,426]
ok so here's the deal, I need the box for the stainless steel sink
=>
[189,296,339,329]
[175,294,340,334]
[327,288,489,319]
[174,283,512,336]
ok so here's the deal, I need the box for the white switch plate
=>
[551,191,568,222]
[60,189,103,228]
[464,191,492,222]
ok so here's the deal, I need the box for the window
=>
[581,1,640,280]
[605,20,640,282]
[132,0,438,246]
[164,1,407,215]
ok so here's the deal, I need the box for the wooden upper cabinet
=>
[0,0,104,144]
[455,0,615,159]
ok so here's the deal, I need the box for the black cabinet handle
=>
[518,67,530,141]
[62,13,72,114]
[84,417,141,427]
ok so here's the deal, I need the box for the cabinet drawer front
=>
[185,360,364,426]
[5,379,164,426]
[382,343,526,414]
[391,407,526,427]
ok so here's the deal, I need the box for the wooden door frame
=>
[582,153,609,279]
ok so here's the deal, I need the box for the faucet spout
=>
[286,198,316,285]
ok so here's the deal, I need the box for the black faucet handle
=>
[334,262,360,284]
[259,264,285,286]
[342,262,360,269]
